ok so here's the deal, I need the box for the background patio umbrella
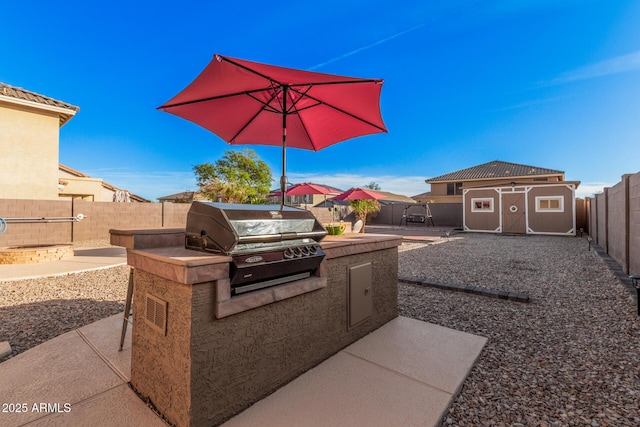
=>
[271,182,336,198]
[158,54,387,209]
[333,187,384,233]
[332,187,385,201]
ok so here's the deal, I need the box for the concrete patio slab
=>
[223,351,452,427]
[29,384,166,427]
[0,329,126,426]
[345,316,488,395]
[78,315,132,380]
[0,314,485,427]
[223,316,487,427]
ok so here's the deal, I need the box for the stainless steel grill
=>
[185,202,327,295]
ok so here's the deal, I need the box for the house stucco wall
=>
[0,102,60,199]
[58,175,105,201]
[428,177,562,204]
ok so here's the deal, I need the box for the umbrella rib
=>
[285,85,316,114]
[288,86,387,132]
[230,88,283,142]
[219,55,284,85]
[160,87,273,109]
[219,55,382,88]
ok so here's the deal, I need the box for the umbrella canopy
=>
[158,54,387,208]
[271,182,337,197]
[333,187,385,201]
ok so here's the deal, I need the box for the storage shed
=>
[463,181,580,235]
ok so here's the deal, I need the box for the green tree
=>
[364,181,381,190]
[349,199,380,233]
[193,149,272,204]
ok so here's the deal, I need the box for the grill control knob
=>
[300,246,309,256]
[308,245,318,255]
[283,248,294,259]
[292,247,302,257]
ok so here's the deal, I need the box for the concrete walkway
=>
[0,247,127,282]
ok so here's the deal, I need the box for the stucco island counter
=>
[110,228,402,427]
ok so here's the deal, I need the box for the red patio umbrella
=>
[333,187,384,233]
[271,182,336,198]
[158,54,387,209]
[332,187,385,201]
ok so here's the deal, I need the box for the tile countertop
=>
[110,228,402,285]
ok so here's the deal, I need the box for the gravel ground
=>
[1,234,639,426]
[0,264,129,362]
[399,233,640,426]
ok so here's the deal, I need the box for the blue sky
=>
[3,0,639,200]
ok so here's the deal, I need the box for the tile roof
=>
[0,82,79,126]
[426,160,564,183]
[158,191,196,201]
[374,190,417,204]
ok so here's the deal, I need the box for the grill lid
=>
[185,202,327,255]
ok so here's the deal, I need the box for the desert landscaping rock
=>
[0,264,129,361]
[399,233,640,426]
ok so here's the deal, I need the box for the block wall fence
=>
[0,200,351,247]
[1,197,593,247]
[0,199,191,247]
[588,171,640,276]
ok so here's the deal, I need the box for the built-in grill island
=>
[110,206,401,427]
[184,202,327,295]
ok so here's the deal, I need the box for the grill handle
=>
[237,230,327,244]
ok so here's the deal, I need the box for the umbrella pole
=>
[280,86,288,211]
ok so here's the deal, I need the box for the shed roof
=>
[426,160,564,183]
[0,82,79,126]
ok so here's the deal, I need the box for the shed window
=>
[471,198,494,212]
[535,196,564,212]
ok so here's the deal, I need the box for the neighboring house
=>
[373,191,418,206]
[158,191,197,203]
[0,82,147,202]
[59,164,148,202]
[1,82,79,200]
[158,188,234,204]
[422,160,580,235]
[267,183,343,207]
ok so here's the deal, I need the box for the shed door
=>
[502,192,526,234]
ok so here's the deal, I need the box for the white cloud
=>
[287,172,429,197]
[575,182,611,199]
[544,50,640,86]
